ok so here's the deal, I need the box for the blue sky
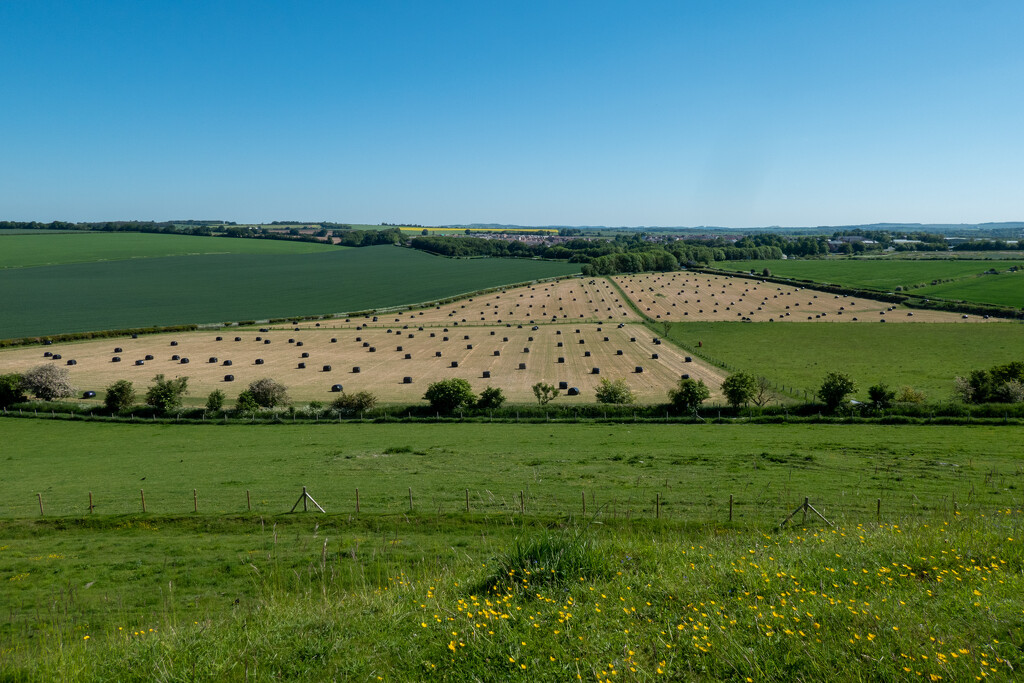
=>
[2,1,1022,227]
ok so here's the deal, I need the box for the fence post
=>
[656,493,660,519]
[520,490,525,514]
[582,490,586,515]
[89,491,94,514]
[246,490,251,511]
[876,498,881,522]
[801,496,808,524]
[409,487,413,512]
[37,493,43,517]
[141,489,146,513]
[729,494,733,522]
[465,489,470,513]
[356,488,360,513]
[193,489,198,513]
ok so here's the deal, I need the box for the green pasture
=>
[663,321,1024,399]
[1,420,1023,680]
[717,257,1024,291]
[0,232,334,269]
[0,246,580,339]
[915,271,1024,308]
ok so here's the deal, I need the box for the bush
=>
[896,386,926,404]
[331,391,378,415]
[145,374,188,414]
[104,380,136,413]
[668,377,711,413]
[235,389,259,413]
[476,386,506,410]
[595,378,635,405]
[867,383,896,410]
[817,372,856,412]
[247,378,289,408]
[22,364,75,401]
[532,382,560,405]
[720,372,756,409]
[424,378,476,413]
[206,389,225,412]
[0,373,26,408]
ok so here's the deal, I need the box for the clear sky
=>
[2,1,1022,227]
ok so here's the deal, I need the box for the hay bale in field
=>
[404,353,411,359]
[528,336,534,341]
[170,341,178,346]
[482,371,491,378]
[591,367,600,374]
[223,360,232,366]
[684,356,692,362]
[557,341,563,347]
[558,381,568,390]
[403,376,413,384]
[652,353,659,359]
[557,357,564,363]
[131,334,138,339]
[630,337,636,342]
[255,336,262,341]
[301,352,309,358]
[180,358,189,364]
[584,351,591,357]
[467,344,473,349]
[494,350,501,356]
[288,338,295,343]
[603,337,609,342]
[298,363,306,369]
[451,361,459,368]
[215,336,223,341]
[616,350,623,355]
[224,375,234,381]
[83,391,96,398]
[323,365,332,372]
[362,342,369,347]
[396,345,403,351]
[43,351,52,357]
[490,331,495,335]
[653,338,661,345]
[368,347,376,352]
[264,339,271,344]
[209,357,218,363]
[518,363,526,369]
[114,347,122,353]
[255,358,264,365]
[260,328,269,332]
[635,366,643,373]
[556,330,561,335]
[66,359,76,365]
[112,356,121,362]
[579,339,585,344]
[296,341,303,347]
[331,384,343,392]
[523,347,530,353]
[503,337,509,342]
[435,351,442,357]
[330,338,337,343]
[567,387,580,396]
[171,354,180,361]
[144,354,154,360]
[135,360,145,366]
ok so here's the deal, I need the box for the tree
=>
[331,391,378,415]
[145,374,188,413]
[476,386,506,410]
[235,389,259,413]
[817,372,856,412]
[668,377,710,413]
[751,376,773,406]
[22,364,75,401]
[0,373,26,408]
[104,380,136,413]
[424,378,477,413]
[595,378,635,405]
[532,382,560,405]
[206,389,225,412]
[247,378,289,408]
[867,383,896,410]
[895,386,926,404]
[762,268,772,277]
[720,372,756,409]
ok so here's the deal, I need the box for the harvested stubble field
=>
[0,322,720,404]
[614,272,989,323]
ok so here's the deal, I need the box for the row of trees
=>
[954,361,1024,404]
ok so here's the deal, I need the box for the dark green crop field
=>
[916,272,1024,308]
[664,321,1024,398]
[0,246,580,339]
[718,258,1024,292]
[0,232,333,269]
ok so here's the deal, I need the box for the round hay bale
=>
[352,366,360,373]
[298,362,306,369]
[616,350,623,355]
[209,357,218,363]
[557,357,564,363]
[264,339,271,345]
[518,363,527,370]
[557,341,563,347]
[66,359,76,365]
[170,341,178,346]
[652,353,659,359]
[556,330,561,335]
[301,352,309,358]
[630,337,636,342]
[234,337,242,342]
[503,337,509,342]
[135,360,145,366]
[435,351,442,357]
[584,351,591,357]
[442,336,449,341]
[288,338,295,343]
[681,373,690,380]
[171,354,180,361]
[591,367,600,374]
[635,366,643,373]
[466,344,473,349]
[368,347,376,352]
[43,351,52,357]
[331,384,343,392]
[523,347,530,353]
[296,341,303,347]
[403,376,413,384]
[255,358,264,365]
[223,360,232,366]
[558,381,568,390]
[215,336,222,341]
[654,338,662,345]
[144,354,154,360]
[684,356,692,362]
[603,336,609,342]
[330,338,337,343]
[83,391,96,398]
[464,335,470,340]
[396,346,403,352]
[404,353,411,359]
[482,371,491,378]
[323,365,332,372]
[260,328,269,332]
[255,336,262,341]
[494,350,501,356]
[114,347,122,353]
[362,342,369,347]
[112,356,121,362]
[490,331,496,336]
[131,334,138,339]
[567,387,580,396]
[528,336,534,342]
[451,361,459,368]
[180,358,189,364]
[224,374,234,382]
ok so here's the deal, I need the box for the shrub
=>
[817,372,856,412]
[896,386,926,404]
[205,389,225,412]
[476,386,506,410]
[247,378,289,408]
[867,383,896,410]
[532,382,560,405]
[145,374,188,414]
[0,373,26,408]
[473,530,611,595]
[595,378,635,405]
[235,389,259,413]
[424,378,476,413]
[104,380,136,413]
[668,377,711,413]
[331,391,377,415]
[22,364,75,401]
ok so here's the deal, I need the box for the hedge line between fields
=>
[0,325,200,349]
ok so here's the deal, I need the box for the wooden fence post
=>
[519,490,525,514]
[656,493,660,519]
[729,494,733,522]
[141,489,146,513]
[465,489,470,513]
[801,496,808,524]
[37,493,43,517]
[89,491,94,514]
[876,498,881,522]
[246,490,251,511]
[355,488,360,513]
[193,489,198,513]
[409,487,413,512]
[582,490,586,515]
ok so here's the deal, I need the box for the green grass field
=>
[662,321,1024,399]
[0,246,580,339]
[717,258,1024,292]
[915,272,1024,308]
[1,420,1022,680]
[0,232,334,269]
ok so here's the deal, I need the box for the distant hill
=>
[445,222,1024,237]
